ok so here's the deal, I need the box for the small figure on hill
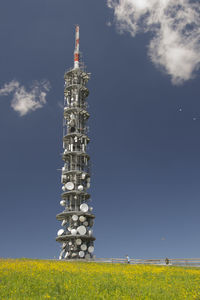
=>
[126,255,130,264]
[165,257,169,265]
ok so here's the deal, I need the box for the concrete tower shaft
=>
[56,26,95,260]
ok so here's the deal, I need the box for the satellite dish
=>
[78,185,84,191]
[65,182,74,190]
[83,221,88,226]
[68,227,72,232]
[88,246,94,253]
[64,252,69,258]
[69,241,72,245]
[57,229,65,236]
[62,186,66,191]
[87,183,90,189]
[62,242,67,249]
[89,206,93,212]
[71,229,77,236]
[88,230,93,236]
[61,220,67,226]
[80,203,89,212]
[72,215,78,221]
[79,216,86,222]
[60,200,66,207]
[76,238,82,245]
[77,225,86,235]
[81,244,87,251]
[81,173,86,179]
[79,251,85,258]
[72,252,77,257]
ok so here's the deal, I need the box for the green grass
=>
[0,259,200,299]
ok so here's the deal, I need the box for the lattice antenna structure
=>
[56,26,95,260]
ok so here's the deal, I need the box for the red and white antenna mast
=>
[74,25,80,69]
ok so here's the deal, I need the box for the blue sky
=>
[0,0,200,259]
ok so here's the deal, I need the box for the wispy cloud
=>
[107,0,200,84]
[0,80,51,116]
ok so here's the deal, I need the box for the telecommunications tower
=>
[56,26,95,259]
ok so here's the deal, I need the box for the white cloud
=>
[107,0,200,84]
[0,80,51,116]
[0,80,20,95]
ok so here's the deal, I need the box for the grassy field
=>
[0,259,200,299]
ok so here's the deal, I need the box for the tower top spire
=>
[74,25,80,69]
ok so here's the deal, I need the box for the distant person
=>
[165,257,169,265]
[126,255,130,264]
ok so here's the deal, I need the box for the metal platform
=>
[56,211,95,220]
[56,235,96,243]
[62,151,90,159]
[61,191,90,200]
[64,107,90,119]
[63,133,90,142]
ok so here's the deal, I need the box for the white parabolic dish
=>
[88,246,94,253]
[64,252,69,258]
[81,244,87,251]
[65,182,74,190]
[78,185,84,191]
[79,216,86,222]
[81,173,86,179]
[57,229,65,236]
[60,200,66,206]
[72,215,78,221]
[77,225,86,235]
[76,238,82,245]
[61,220,67,226]
[79,251,85,258]
[88,229,93,236]
[71,229,77,235]
[80,203,88,212]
